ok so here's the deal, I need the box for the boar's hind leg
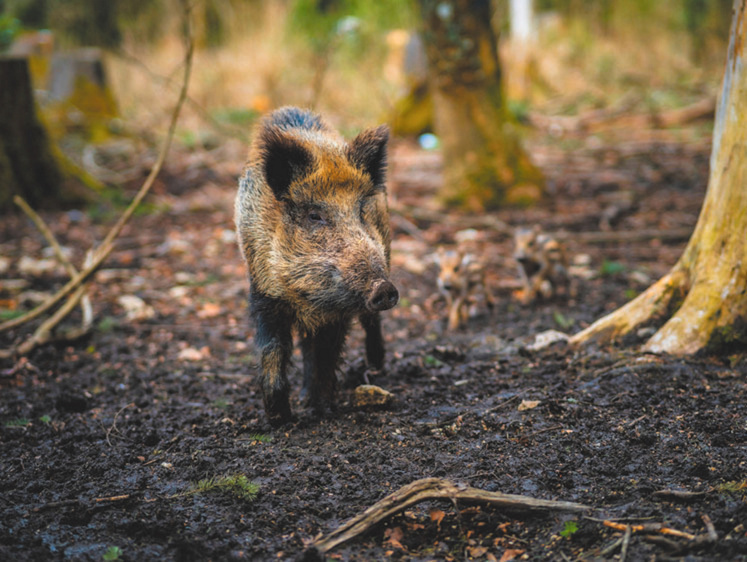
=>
[360,313,385,370]
[251,293,293,426]
[301,321,348,415]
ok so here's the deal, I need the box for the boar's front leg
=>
[301,320,349,415]
[250,290,293,426]
[360,312,385,370]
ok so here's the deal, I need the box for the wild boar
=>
[235,107,398,425]
[513,226,571,303]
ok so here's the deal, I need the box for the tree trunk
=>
[0,56,98,212]
[570,0,747,355]
[0,56,66,211]
[418,0,543,210]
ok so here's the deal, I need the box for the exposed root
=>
[570,267,689,347]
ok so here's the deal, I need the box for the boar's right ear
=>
[347,125,389,187]
[257,128,313,200]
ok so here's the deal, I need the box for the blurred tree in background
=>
[419,0,543,210]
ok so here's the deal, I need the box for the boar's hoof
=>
[366,280,399,312]
[264,396,294,427]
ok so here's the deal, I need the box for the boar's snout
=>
[366,280,399,312]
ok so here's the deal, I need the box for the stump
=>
[0,56,97,212]
[0,56,66,211]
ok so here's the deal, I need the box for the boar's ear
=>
[258,128,313,200]
[348,125,389,187]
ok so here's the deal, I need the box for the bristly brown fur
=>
[235,107,398,425]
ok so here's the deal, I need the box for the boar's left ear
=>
[347,125,389,187]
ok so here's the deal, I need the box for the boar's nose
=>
[367,280,399,312]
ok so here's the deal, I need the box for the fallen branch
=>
[0,1,194,351]
[310,477,590,554]
[557,228,693,245]
[529,97,715,135]
[392,204,692,245]
[620,524,632,562]
[652,489,710,501]
[392,205,511,235]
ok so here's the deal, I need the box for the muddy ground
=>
[1,131,746,561]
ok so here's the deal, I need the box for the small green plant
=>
[102,545,122,560]
[553,310,574,329]
[624,289,639,300]
[97,316,120,333]
[39,415,52,424]
[600,260,626,276]
[560,520,578,538]
[247,434,272,444]
[4,418,31,428]
[0,309,25,321]
[189,474,259,501]
[212,107,259,127]
[211,398,230,410]
[423,354,444,368]
[716,480,747,494]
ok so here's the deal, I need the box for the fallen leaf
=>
[499,548,525,562]
[518,400,540,411]
[353,385,394,408]
[468,545,488,557]
[178,347,209,361]
[197,302,222,318]
[429,507,446,528]
[383,526,405,550]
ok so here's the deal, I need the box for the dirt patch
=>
[1,137,746,561]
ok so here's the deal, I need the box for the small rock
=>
[353,385,394,408]
[526,329,569,351]
[629,270,652,286]
[117,295,155,321]
[17,256,59,276]
[178,346,209,361]
[637,326,657,339]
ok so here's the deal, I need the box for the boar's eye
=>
[307,208,328,226]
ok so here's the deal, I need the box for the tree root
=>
[569,267,689,348]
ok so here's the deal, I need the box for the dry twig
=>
[603,520,696,540]
[311,477,590,554]
[620,524,632,562]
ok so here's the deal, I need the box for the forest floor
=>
[1,123,746,561]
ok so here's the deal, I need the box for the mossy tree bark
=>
[570,0,747,355]
[0,56,96,212]
[418,0,543,210]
